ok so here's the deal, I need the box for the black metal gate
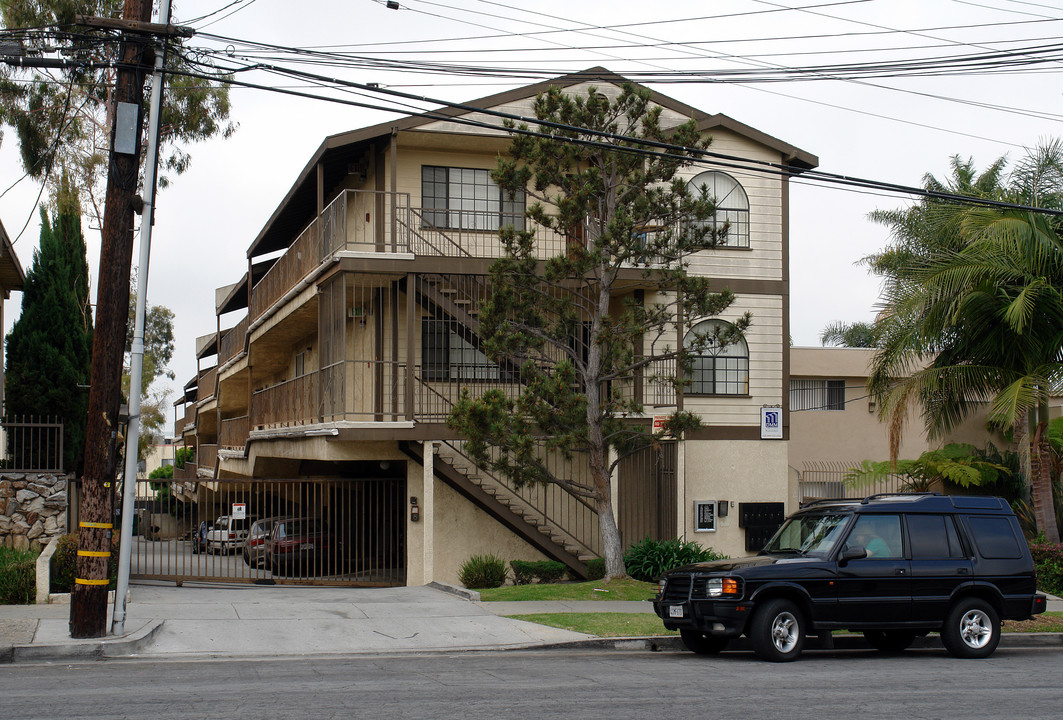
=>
[617,441,678,549]
[130,477,406,586]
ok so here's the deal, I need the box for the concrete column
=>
[422,440,436,584]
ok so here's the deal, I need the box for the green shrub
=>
[0,547,38,605]
[458,553,508,589]
[624,536,728,582]
[1030,540,1063,596]
[510,560,567,585]
[51,533,119,593]
[585,557,605,581]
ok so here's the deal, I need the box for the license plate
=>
[668,605,684,618]
[304,543,315,550]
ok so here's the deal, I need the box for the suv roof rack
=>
[860,491,942,505]
[799,497,860,508]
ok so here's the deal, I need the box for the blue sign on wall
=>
[761,407,783,439]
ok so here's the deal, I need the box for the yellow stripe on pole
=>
[74,578,110,586]
[79,521,113,529]
[77,550,111,557]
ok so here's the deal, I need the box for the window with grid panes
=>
[687,171,750,248]
[684,319,749,395]
[421,166,525,231]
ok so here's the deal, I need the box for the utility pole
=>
[70,0,154,639]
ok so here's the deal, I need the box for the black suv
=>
[654,493,1047,661]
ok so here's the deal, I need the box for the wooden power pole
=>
[70,0,154,639]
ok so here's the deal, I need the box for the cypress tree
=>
[5,180,93,472]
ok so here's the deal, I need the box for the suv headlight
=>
[658,578,667,595]
[705,577,741,597]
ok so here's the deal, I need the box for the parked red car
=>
[266,517,330,573]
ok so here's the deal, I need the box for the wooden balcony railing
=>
[219,315,249,365]
[219,415,250,450]
[248,189,572,324]
[197,367,218,404]
[198,444,218,471]
[251,373,320,428]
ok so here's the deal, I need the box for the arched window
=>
[685,319,749,395]
[687,171,750,248]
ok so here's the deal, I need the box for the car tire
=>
[941,598,1000,659]
[242,550,251,566]
[863,630,916,652]
[680,630,729,655]
[750,598,805,662]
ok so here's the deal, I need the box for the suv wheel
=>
[751,598,805,662]
[941,598,1000,659]
[864,630,916,652]
[680,630,729,655]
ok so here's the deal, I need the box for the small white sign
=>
[761,407,783,439]
[231,503,247,520]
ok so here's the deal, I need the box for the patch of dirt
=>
[1004,615,1063,632]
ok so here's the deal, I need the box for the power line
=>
[170,57,1063,217]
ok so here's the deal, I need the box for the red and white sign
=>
[231,503,246,520]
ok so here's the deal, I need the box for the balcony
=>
[197,367,218,404]
[219,315,249,366]
[249,189,569,322]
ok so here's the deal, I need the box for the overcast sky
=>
[1,0,1059,435]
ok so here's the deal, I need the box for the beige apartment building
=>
[169,69,818,586]
[787,346,1063,508]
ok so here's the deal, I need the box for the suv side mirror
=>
[839,546,867,566]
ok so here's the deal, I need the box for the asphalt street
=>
[3,647,1061,719]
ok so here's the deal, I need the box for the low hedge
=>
[510,560,567,585]
[0,547,38,605]
[624,536,728,582]
[1030,540,1063,596]
[458,553,508,589]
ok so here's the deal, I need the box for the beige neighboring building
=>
[787,346,1061,507]
[171,68,819,586]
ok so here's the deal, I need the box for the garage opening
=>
[129,475,406,587]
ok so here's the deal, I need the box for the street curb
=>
[9,618,165,662]
[427,582,481,601]
[526,632,1063,653]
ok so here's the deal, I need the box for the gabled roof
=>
[247,67,819,260]
[0,218,26,297]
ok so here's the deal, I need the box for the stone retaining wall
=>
[0,473,70,551]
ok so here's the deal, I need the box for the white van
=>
[206,515,258,554]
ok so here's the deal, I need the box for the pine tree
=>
[5,181,93,472]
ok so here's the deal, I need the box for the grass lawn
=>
[477,578,657,602]
[507,612,675,637]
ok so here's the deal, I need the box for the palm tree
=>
[820,320,879,348]
[866,142,1063,542]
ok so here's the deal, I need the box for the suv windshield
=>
[761,512,851,557]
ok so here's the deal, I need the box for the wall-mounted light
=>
[868,399,876,414]
[410,496,420,522]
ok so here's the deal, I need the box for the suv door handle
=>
[957,568,969,575]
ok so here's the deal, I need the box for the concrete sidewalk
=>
[2,583,1061,663]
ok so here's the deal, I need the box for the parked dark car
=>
[654,493,1047,661]
[267,517,331,573]
[243,516,283,567]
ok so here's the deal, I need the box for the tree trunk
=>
[597,494,626,579]
[1031,424,1060,543]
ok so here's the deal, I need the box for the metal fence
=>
[129,477,406,587]
[1,415,65,473]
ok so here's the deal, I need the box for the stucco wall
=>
[680,439,789,558]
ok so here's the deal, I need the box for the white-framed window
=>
[421,166,525,231]
[687,171,750,248]
[790,379,846,411]
[684,319,749,396]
